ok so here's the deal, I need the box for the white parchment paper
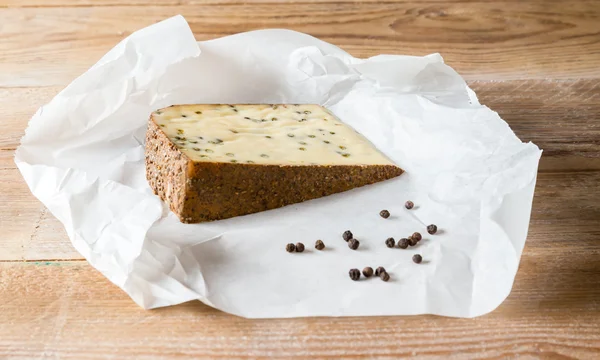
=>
[15,15,542,317]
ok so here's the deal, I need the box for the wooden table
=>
[1,0,599,358]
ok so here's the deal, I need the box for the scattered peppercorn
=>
[348,238,360,250]
[398,238,409,249]
[343,230,353,241]
[413,254,423,264]
[380,271,390,282]
[379,210,390,219]
[349,268,361,281]
[362,267,374,278]
[411,232,422,242]
[405,201,414,209]
[427,224,438,235]
[286,243,296,253]
[385,237,395,248]
[408,238,418,247]
[295,242,305,252]
[375,266,386,277]
[315,240,325,250]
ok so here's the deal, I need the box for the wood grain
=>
[1,80,599,261]
[2,0,600,358]
[2,80,598,165]
[2,158,600,260]
[469,80,600,171]
[1,1,600,87]
[0,250,598,359]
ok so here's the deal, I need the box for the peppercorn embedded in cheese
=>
[151,104,395,166]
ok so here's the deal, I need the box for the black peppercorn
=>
[295,242,305,252]
[379,210,390,219]
[349,268,361,281]
[342,230,353,241]
[408,238,418,247]
[405,201,414,209]
[375,266,386,277]
[348,238,360,250]
[286,243,295,253]
[315,240,325,250]
[385,237,395,248]
[412,232,422,242]
[398,238,409,249]
[362,267,374,277]
[427,224,438,235]
[413,254,423,264]
[380,271,390,282]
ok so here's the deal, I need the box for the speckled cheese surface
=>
[151,104,395,166]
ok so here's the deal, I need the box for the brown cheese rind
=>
[145,107,403,223]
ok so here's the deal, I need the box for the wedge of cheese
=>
[145,104,403,223]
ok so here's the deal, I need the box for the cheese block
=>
[145,104,403,223]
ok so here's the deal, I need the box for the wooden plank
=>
[0,86,60,150]
[3,0,592,5]
[2,148,600,263]
[469,79,600,171]
[0,151,77,261]
[0,1,599,87]
[0,255,598,359]
[1,80,599,261]
[2,80,598,166]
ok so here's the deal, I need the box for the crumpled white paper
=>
[16,15,541,318]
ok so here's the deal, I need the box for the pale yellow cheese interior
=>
[152,104,395,166]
